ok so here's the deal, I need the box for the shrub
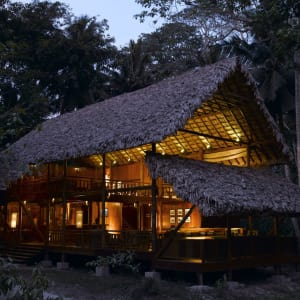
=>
[85,250,140,275]
[85,256,110,269]
[0,257,62,300]
[109,250,140,274]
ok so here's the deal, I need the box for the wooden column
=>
[246,145,251,168]
[226,216,232,280]
[151,143,157,253]
[3,202,8,256]
[44,163,50,260]
[61,160,67,262]
[293,50,300,256]
[18,197,22,241]
[295,50,300,185]
[101,153,106,247]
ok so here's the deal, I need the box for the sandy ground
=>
[14,264,300,300]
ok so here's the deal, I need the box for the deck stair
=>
[3,243,44,265]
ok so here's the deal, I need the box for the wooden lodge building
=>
[1,58,300,276]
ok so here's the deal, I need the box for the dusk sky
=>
[17,0,162,46]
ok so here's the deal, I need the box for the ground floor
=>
[1,197,300,275]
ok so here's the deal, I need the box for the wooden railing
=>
[157,235,298,262]
[8,177,179,199]
[48,229,152,251]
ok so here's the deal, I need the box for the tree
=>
[136,0,300,57]
[0,1,118,149]
[111,39,151,94]
[140,22,205,80]
[0,0,70,148]
[47,16,117,114]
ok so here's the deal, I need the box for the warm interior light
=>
[67,203,70,219]
[23,200,27,205]
[76,211,83,228]
[85,200,88,206]
[206,144,211,149]
[113,160,117,165]
[180,148,185,154]
[74,167,80,173]
[11,212,17,229]
[52,197,55,203]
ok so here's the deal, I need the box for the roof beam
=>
[178,129,249,145]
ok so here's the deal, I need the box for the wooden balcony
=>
[7,176,178,201]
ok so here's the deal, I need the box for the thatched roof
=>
[145,153,300,216]
[0,57,291,188]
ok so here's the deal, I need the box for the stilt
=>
[227,270,232,281]
[196,272,204,285]
[274,265,282,274]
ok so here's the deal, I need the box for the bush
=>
[0,257,62,300]
[85,250,140,275]
[109,250,140,274]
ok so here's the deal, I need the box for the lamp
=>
[76,211,83,228]
[11,212,18,229]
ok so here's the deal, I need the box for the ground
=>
[15,265,300,299]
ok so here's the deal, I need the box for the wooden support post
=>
[226,216,232,276]
[101,153,106,247]
[18,198,22,241]
[295,50,300,186]
[273,216,280,261]
[45,163,50,260]
[3,203,8,256]
[247,216,253,233]
[246,145,251,168]
[196,273,204,285]
[151,143,157,253]
[61,160,67,262]
[292,50,300,256]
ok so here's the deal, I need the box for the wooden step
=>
[4,243,44,265]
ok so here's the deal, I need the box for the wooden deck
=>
[2,227,299,274]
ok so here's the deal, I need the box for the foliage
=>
[140,22,205,80]
[215,274,228,290]
[85,250,140,274]
[0,257,62,300]
[0,0,118,150]
[111,39,152,94]
[136,0,300,57]
[113,20,222,94]
[108,250,140,274]
[85,255,110,268]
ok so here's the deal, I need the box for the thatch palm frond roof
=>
[145,153,300,216]
[1,57,291,187]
